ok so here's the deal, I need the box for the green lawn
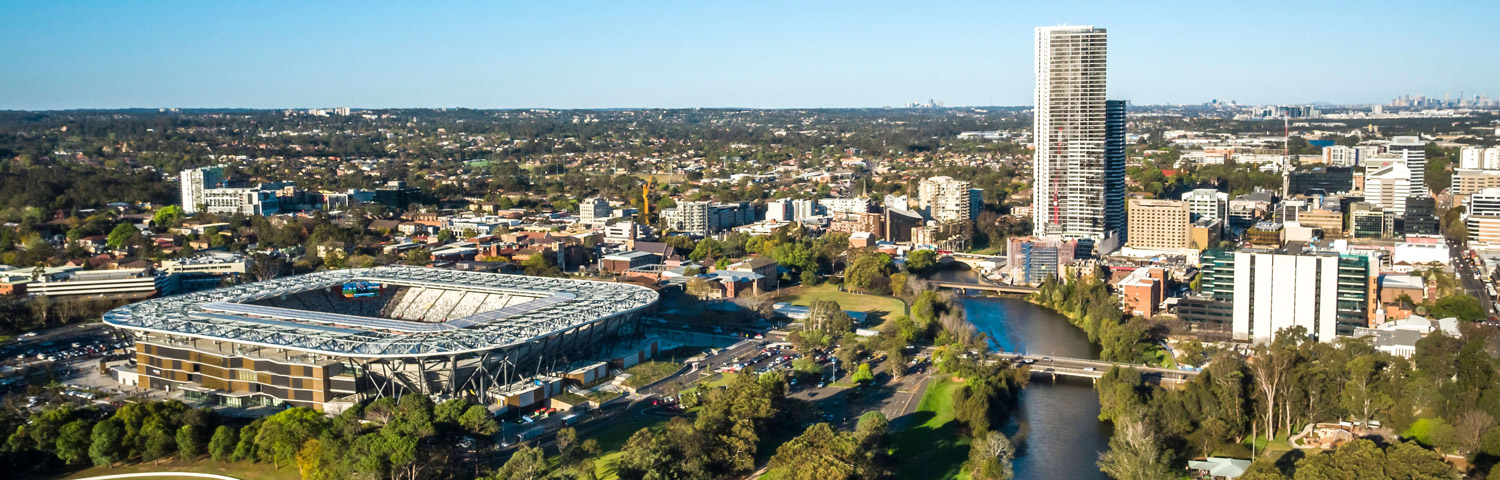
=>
[622,361,682,388]
[890,376,972,480]
[52,458,301,480]
[779,284,906,317]
[572,404,678,480]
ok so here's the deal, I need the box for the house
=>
[725,256,779,292]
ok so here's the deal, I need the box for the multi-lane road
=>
[1448,239,1495,319]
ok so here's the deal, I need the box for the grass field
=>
[622,361,682,388]
[890,376,972,480]
[54,458,301,480]
[779,284,906,318]
[573,404,679,480]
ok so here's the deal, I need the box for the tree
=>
[141,422,174,463]
[106,223,141,250]
[491,444,549,480]
[459,405,499,437]
[255,407,330,469]
[844,251,894,294]
[851,363,875,385]
[1340,354,1392,431]
[434,398,469,425]
[966,430,1015,480]
[404,248,432,266]
[177,424,204,459]
[905,249,937,273]
[55,419,92,465]
[152,205,184,226]
[209,425,237,462]
[766,423,859,480]
[1096,418,1175,480]
[1429,294,1485,321]
[248,253,285,281]
[89,418,125,467]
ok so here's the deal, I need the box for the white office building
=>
[180,166,225,214]
[1182,188,1229,228]
[1365,163,1412,215]
[1460,146,1500,170]
[1388,136,1427,194]
[1322,145,1362,167]
[579,197,612,226]
[1231,251,1373,343]
[818,197,871,215]
[202,187,280,216]
[1032,25,1126,248]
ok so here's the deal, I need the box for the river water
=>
[962,296,1112,480]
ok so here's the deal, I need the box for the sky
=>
[2,1,1498,110]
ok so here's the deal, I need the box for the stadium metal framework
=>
[104,266,659,410]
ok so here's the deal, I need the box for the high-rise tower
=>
[1032,25,1126,251]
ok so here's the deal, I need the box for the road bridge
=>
[1004,353,1199,387]
[924,280,1038,295]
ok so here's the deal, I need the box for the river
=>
[963,296,1112,480]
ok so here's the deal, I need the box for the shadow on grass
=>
[890,413,970,480]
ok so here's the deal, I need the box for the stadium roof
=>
[104,266,658,358]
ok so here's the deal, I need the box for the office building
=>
[1125,199,1190,250]
[1364,163,1412,215]
[1117,267,1165,319]
[374,181,420,210]
[203,187,280,216]
[1230,251,1372,343]
[1453,169,1500,196]
[661,201,754,236]
[1467,188,1500,244]
[1297,209,1345,237]
[1460,146,1500,170]
[1322,145,1362,167]
[579,197,612,226]
[766,199,792,223]
[1349,203,1386,238]
[180,166,225,214]
[1007,236,1081,285]
[791,199,821,221]
[818,197,872,215]
[1190,218,1224,250]
[1387,136,1427,194]
[917,176,979,223]
[1178,249,1235,334]
[1402,196,1439,236]
[1032,26,1126,249]
[1287,167,1355,196]
[1182,188,1229,225]
[1245,222,1285,247]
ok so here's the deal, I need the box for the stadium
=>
[103,266,659,411]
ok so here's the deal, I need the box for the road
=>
[1449,239,1493,317]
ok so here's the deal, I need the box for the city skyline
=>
[2,1,1498,110]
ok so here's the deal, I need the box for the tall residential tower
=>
[1032,25,1126,251]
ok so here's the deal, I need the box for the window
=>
[235,370,257,382]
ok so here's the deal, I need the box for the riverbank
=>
[962,297,1111,480]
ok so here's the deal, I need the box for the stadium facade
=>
[103,266,659,411]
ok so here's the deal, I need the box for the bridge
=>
[942,253,1005,271]
[924,280,1039,295]
[1003,353,1199,387]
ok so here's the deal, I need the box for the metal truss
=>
[103,266,659,358]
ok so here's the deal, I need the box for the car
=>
[816,382,825,388]
[22,332,38,338]
[1083,367,1096,372]
[1041,357,1053,362]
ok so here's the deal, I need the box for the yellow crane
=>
[641,176,656,224]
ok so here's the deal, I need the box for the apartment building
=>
[1125,199,1190,250]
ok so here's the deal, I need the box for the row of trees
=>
[1094,325,1500,479]
[1030,274,1158,364]
[3,394,501,479]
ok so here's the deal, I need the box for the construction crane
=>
[641,176,656,224]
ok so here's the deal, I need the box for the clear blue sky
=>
[2,1,1496,109]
